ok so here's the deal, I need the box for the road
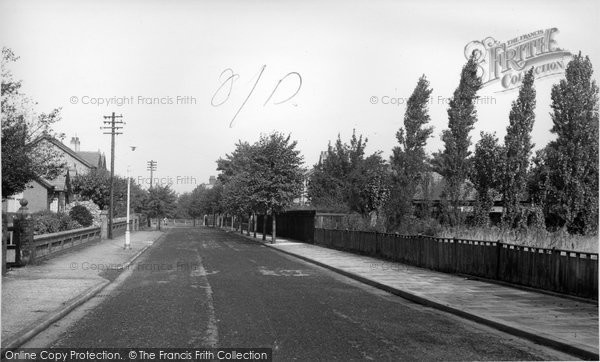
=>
[40,227,572,360]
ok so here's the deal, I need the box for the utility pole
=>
[102,112,124,240]
[146,160,157,228]
[147,160,157,189]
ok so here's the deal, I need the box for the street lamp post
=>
[125,146,136,249]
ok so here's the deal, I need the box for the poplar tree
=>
[432,53,482,225]
[502,68,536,227]
[388,75,433,229]
[471,132,502,226]
[543,53,599,233]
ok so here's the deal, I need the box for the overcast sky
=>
[1,0,599,193]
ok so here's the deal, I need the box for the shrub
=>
[65,200,102,226]
[69,205,93,227]
[32,210,81,235]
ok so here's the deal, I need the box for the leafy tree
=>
[216,133,304,240]
[432,53,482,225]
[538,53,599,233]
[308,130,386,215]
[71,169,111,209]
[199,182,223,226]
[352,153,390,227]
[71,169,147,217]
[174,192,192,219]
[1,47,66,197]
[470,132,502,226]
[502,68,536,227]
[145,184,177,230]
[217,140,261,227]
[187,185,211,224]
[387,75,434,229]
[253,132,304,241]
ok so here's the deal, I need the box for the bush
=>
[393,216,443,236]
[65,200,102,226]
[32,210,82,235]
[69,205,93,227]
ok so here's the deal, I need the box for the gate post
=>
[2,212,8,275]
[14,199,34,265]
[100,209,109,239]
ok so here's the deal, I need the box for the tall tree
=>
[145,184,177,230]
[352,153,390,227]
[253,132,304,242]
[502,68,536,227]
[217,140,263,230]
[542,53,599,233]
[387,75,434,229]
[471,132,502,226]
[308,130,384,214]
[432,53,482,225]
[1,47,66,197]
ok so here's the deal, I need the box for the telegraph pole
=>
[147,160,157,189]
[102,112,124,240]
[146,160,157,228]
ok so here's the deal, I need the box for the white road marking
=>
[188,253,219,347]
[257,267,312,277]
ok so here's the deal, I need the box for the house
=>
[2,135,106,213]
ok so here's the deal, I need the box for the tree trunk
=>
[272,212,277,244]
[253,212,257,238]
[247,213,251,236]
[262,214,267,241]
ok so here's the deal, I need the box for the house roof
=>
[29,134,95,169]
[34,177,55,190]
[77,151,106,169]
[45,173,70,192]
[413,172,479,201]
[33,170,71,193]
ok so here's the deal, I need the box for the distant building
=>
[2,135,107,213]
[201,175,217,189]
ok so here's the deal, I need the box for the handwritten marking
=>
[211,65,302,128]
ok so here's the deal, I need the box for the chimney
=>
[69,136,81,152]
[209,176,216,185]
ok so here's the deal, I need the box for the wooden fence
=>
[315,228,599,299]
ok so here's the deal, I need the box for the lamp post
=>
[125,146,137,249]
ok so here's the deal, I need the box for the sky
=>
[1,0,599,194]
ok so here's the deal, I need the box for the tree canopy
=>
[1,47,66,197]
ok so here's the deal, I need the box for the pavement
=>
[1,229,164,349]
[232,228,600,360]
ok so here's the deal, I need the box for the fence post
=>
[14,199,34,265]
[495,240,503,280]
[453,237,458,273]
